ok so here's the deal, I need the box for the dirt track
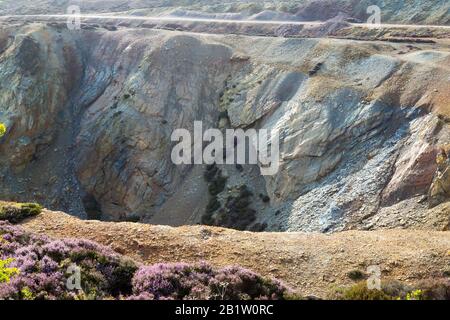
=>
[3,14,450,29]
[21,209,450,297]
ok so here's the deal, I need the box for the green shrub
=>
[330,279,450,300]
[202,170,258,231]
[417,279,450,300]
[201,211,214,225]
[0,202,42,223]
[381,280,414,298]
[201,214,210,225]
[206,196,221,214]
[218,110,229,121]
[282,291,305,300]
[0,258,19,284]
[204,165,219,182]
[20,287,34,300]
[333,282,393,300]
[347,270,366,281]
[202,164,229,226]
[0,123,6,137]
[208,174,227,196]
[204,185,257,231]
[239,185,253,198]
[233,208,256,231]
[120,214,141,223]
[406,290,424,300]
[249,222,268,232]
[259,194,270,203]
[108,258,139,296]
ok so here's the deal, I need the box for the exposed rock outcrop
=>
[0,22,449,232]
[429,145,450,208]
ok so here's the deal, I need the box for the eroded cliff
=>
[0,22,449,232]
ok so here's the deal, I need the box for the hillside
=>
[19,208,450,298]
[0,0,450,303]
[1,21,450,232]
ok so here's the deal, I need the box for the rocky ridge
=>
[19,208,450,298]
[0,0,449,26]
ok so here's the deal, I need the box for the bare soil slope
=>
[21,209,450,297]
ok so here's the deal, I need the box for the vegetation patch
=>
[249,222,268,232]
[346,270,366,281]
[0,222,295,300]
[204,184,257,231]
[331,279,450,300]
[0,258,19,284]
[259,193,271,203]
[208,174,227,196]
[0,122,6,137]
[130,262,296,300]
[119,214,141,223]
[0,202,42,223]
[202,163,227,226]
[218,185,256,230]
[202,160,259,231]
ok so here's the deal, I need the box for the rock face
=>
[75,33,232,220]
[0,22,449,232]
[429,146,450,209]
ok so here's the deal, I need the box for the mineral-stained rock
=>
[429,146,450,208]
[0,23,449,232]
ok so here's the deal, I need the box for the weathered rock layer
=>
[0,22,449,232]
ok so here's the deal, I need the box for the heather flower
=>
[0,123,6,137]
[0,222,294,300]
[0,222,138,300]
[126,292,155,300]
[132,263,291,300]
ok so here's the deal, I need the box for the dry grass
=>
[19,208,450,298]
[0,201,42,223]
